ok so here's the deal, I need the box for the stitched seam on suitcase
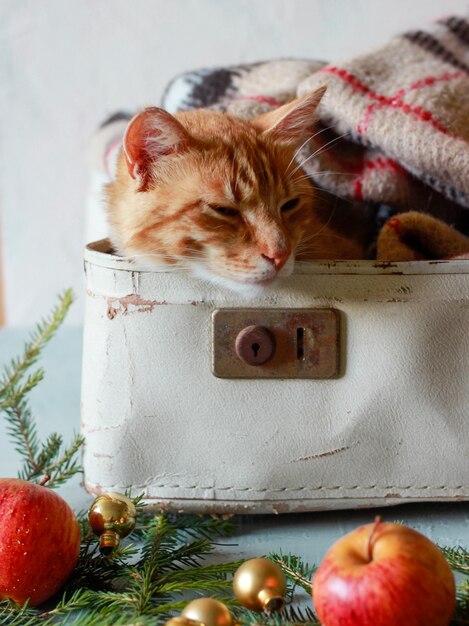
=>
[88,483,466,491]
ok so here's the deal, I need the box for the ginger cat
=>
[106,88,364,291]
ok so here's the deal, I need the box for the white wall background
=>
[1,0,468,325]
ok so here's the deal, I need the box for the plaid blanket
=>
[162,16,469,246]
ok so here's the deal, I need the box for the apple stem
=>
[367,515,382,562]
[38,474,51,487]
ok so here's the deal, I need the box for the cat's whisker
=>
[288,132,350,179]
[295,180,351,203]
[299,204,339,246]
[296,229,356,257]
[292,171,359,186]
[292,174,322,184]
[309,171,359,177]
[297,229,354,254]
[294,180,321,189]
[296,185,324,195]
[289,138,350,181]
[294,178,319,187]
[296,243,317,256]
[284,125,335,177]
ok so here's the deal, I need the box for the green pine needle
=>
[443,546,469,575]
[0,289,74,401]
[268,552,316,594]
[238,606,320,626]
[0,598,51,626]
[0,289,83,488]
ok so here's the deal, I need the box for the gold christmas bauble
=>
[181,598,234,626]
[233,558,287,613]
[165,618,200,626]
[88,492,137,555]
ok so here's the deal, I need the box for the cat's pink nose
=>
[262,252,290,271]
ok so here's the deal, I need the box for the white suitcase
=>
[82,240,469,513]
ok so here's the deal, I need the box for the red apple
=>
[313,518,456,626]
[0,477,80,605]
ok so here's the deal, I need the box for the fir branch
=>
[0,289,84,490]
[443,546,469,575]
[57,615,157,626]
[238,605,320,626]
[169,514,237,540]
[158,560,244,584]
[40,433,85,487]
[137,515,215,571]
[5,399,40,473]
[0,599,46,626]
[67,537,139,594]
[138,513,173,564]
[160,538,215,569]
[15,422,84,488]
[0,370,44,410]
[453,581,469,624]
[34,432,63,471]
[41,588,141,623]
[146,595,240,619]
[0,289,74,400]
[44,513,241,624]
[158,578,233,595]
[279,605,320,626]
[268,552,316,594]
[127,559,159,615]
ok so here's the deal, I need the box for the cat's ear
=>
[251,87,326,144]
[123,107,191,191]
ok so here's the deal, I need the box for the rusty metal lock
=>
[212,308,340,379]
[235,325,276,366]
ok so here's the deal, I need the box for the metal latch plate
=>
[212,308,340,379]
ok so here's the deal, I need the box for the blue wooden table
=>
[1,326,469,572]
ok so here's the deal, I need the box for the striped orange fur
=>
[106,88,364,290]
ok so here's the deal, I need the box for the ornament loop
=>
[233,558,287,614]
[258,588,285,613]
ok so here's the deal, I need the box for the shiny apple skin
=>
[0,478,80,605]
[313,521,456,626]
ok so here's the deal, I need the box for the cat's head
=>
[107,87,326,291]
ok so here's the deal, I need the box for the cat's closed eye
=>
[280,198,300,213]
[211,206,240,218]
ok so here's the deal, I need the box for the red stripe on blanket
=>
[238,95,283,107]
[354,178,364,200]
[353,157,404,200]
[321,66,458,138]
[401,70,464,94]
[358,71,465,133]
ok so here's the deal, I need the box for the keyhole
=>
[235,325,275,366]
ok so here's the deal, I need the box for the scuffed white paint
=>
[82,243,469,513]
